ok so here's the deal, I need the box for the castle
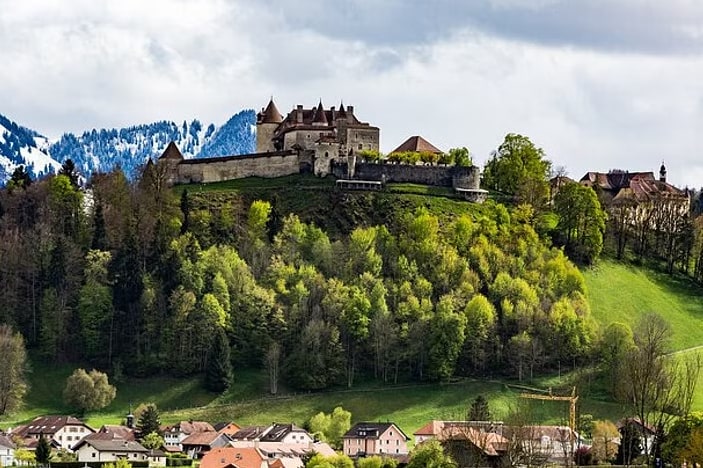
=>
[158,99,483,199]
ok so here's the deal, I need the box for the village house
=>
[413,420,509,467]
[258,424,313,445]
[200,446,268,468]
[0,434,16,467]
[73,438,149,463]
[228,441,335,467]
[342,422,409,457]
[162,420,215,450]
[10,415,95,451]
[214,422,242,437]
[180,431,231,459]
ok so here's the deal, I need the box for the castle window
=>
[358,144,363,150]
[307,134,310,138]
[325,152,329,158]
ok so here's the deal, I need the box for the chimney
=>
[296,105,303,124]
[346,105,354,114]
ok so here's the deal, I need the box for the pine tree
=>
[137,404,161,439]
[36,433,51,465]
[91,203,107,250]
[468,395,491,421]
[204,327,233,392]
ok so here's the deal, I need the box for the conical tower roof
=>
[313,100,328,124]
[261,98,283,124]
[159,141,184,160]
[336,100,346,118]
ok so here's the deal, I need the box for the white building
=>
[10,416,95,451]
[0,435,16,466]
[73,439,149,463]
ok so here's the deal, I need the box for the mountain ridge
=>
[0,109,256,182]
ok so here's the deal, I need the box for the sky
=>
[1,0,703,187]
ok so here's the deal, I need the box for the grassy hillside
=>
[2,356,627,436]
[584,259,703,351]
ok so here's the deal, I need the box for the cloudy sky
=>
[2,0,703,187]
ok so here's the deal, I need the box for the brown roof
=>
[166,421,216,435]
[97,425,136,441]
[258,99,283,124]
[390,136,442,154]
[312,101,328,124]
[159,142,185,161]
[273,102,375,140]
[229,441,336,458]
[12,416,93,437]
[73,438,148,453]
[414,420,444,436]
[579,171,654,191]
[0,435,15,449]
[214,422,241,435]
[231,426,269,441]
[180,431,223,446]
[414,421,507,457]
[260,424,309,443]
[200,447,266,468]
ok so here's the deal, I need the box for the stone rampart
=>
[175,151,300,184]
[331,162,480,189]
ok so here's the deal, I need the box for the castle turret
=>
[256,98,283,152]
[660,162,667,182]
[312,100,328,126]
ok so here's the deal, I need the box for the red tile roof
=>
[200,447,266,468]
[390,136,442,154]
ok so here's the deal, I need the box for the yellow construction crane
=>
[519,387,579,461]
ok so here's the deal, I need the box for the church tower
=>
[256,98,283,153]
[659,162,667,182]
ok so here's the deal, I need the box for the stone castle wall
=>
[175,151,300,184]
[331,162,481,189]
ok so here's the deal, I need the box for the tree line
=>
[0,157,600,396]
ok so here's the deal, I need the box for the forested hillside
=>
[0,164,594,394]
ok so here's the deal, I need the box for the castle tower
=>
[660,162,667,182]
[256,98,283,152]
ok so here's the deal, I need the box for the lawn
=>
[584,259,703,351]
[165,379,627,437]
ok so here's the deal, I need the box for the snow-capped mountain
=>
[0,109,256,183]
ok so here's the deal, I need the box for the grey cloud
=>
[261,0,703,54]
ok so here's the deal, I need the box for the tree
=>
[141,432,164,449]
[0,324,28,415]
[14,448,36,466]
[449,147,472,167]
[591,420,618,464]
[266,341,281,395]
[468,395,491,421]
[136,403,161,439]
[306,453,354,468]
[622,313,701,463]
[553,182,606,264]
[58,159,80,188]
[357,456,398,468]
[8,165,32,191]
[204,327,233,392]
[308,406,352,449]
[35,434,52,465]
[483,134,551,208]
[616,421,643,466]
[662,413,703,466]
[407,439,456,468]
[63,368,116,414]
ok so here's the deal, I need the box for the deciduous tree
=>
[0,324,28,415]
[63,368,116,414]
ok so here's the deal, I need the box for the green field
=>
[584,259,703,351]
